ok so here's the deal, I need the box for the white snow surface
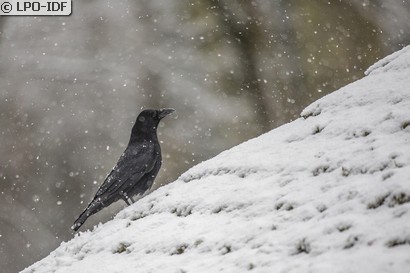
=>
[22,47,410,273]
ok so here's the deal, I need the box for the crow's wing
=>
[94,142,157,199]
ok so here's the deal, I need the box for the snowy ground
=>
[22,46,410,273]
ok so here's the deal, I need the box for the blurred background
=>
[0,0,409,272]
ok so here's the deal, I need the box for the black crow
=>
[72,108,175,231]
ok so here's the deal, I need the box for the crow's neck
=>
[129,127,159,144]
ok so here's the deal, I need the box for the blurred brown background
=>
[0,1,409,272]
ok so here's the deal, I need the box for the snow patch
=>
[365,46,410,75]
[22,46,410,273]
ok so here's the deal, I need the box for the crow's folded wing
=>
[94,142,157,199]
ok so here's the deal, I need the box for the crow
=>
[72,108,175,231]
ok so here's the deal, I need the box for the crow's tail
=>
[72,200,104,232]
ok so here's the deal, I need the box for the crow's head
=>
[131,108,175,139]
[138,108,175,123]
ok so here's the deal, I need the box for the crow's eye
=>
[152,111,157,118]
[139,116,145,122]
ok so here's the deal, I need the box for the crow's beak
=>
[158,108,175,119]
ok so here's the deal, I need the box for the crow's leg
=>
[123,198,131,206]
[129,196,136,204]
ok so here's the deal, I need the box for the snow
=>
[21,46,410,273]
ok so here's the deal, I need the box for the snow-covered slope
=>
[22,47,410,273]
